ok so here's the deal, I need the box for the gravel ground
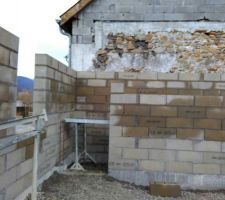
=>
[38,168,225,200]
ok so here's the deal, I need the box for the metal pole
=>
[32,133,40,200]
[75,123,78,166]
[84,124,87,161]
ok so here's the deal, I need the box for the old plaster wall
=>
[70,0,225,71]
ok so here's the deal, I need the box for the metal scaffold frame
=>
[0,109,48,200]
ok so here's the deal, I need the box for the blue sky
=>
[0,0,77,79]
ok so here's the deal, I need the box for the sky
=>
[0,0,78,79]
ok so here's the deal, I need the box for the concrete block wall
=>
[108,72,225,190]
[0,27,27,200]
[33,54,77,179]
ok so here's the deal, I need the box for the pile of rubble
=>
[93,30,225,73]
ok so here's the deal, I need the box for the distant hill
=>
[17,76,33,93]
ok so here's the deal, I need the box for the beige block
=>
[110,137,135,148]
[177,151,203,163]
[166,162,192,173]
[149,127,176,139]
[205,130,225,142]
[149,149,176,161]
[77,72,95,78]
[111,82,124,93]
[151,106,177,117]
[179,73,200,81]
[194,141,221,152]
[123,127,148,137]
[109,126,123,137]
[194,119,221,129]
[167,118,193,128]
[140,95,166,105]
[203,152,225,164]
[139,138,165,149]
[139,160,164,171]
[137,73,157,80]
[167,81,186,88]
[195,96,223,107]
[123,148,148,160]
[76,104,94,111]
[192,82,213,90]
[177,129,204,140]
[35,54,52,67]
[111,94,137,104]
[207,108,225,119]
[166,139,192,151]
[127,80,146,88]
[88,79,106,87]
[158,73,178,80]
[146,81,165,88]
[108,159,138,170]
[0,167,17,191]
[16,158,33,178]
[178,107,205,118]
[193,164,220,175]
[204,73,221,81]
[96,72,115,79]
[167,95,194,106]
[118,72,137,80]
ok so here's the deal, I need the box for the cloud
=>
[0,0,77,79]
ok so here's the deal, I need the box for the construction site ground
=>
[37,164,225,200]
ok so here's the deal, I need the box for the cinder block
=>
[34,79,50,90]
[96,72,115,79]
[123,127,148,137]
[193,164,220,175]
[195,96,223,107]
[35,54,52,66]
[110,105,123,115]
[76,104,94,111]
[149,127,176,139]
[88,79,106,87]
[149,149,176,161]
[6,148,26,170]
[87,95,107,104]
[139,138,165,149]
[109,146,122,159]
[9,51,18,68]
[150,182,181,198]
[207,108,225,119]
[146,81,165,88]
[0,45,10,66]
[167,118,193,128]
[167,81,186,88]
[95,87,110,95]
[139,117,165,127]
[204,73,221,81]
[108,159,138,170]
[158,73,178,80]
[203,152,225,164]
[77,72,95,78]
[194,141,221,152]
[124,105,149,116]
[177,129,204,140]
[16,158,33,178]
[110,137,135,148]
[118,72,137,80]
[215,83,225,90]
[77,87,94,95]
[139,160,164,171]
[109,126,122,137]
[179,73,200,81]
[166,139,192,151]
[140,95,166,105]
[151,106,177,117]
[0,156,5,174]
[127,81,146,88]
[167,95,194,106]
[111,94,137,104]
[0,167,17,191]
[123,148,148,160]
[177,151,203,163]
[111,82,124,93]
[192,82,213,89]
[166,161,192,173]
[178,107,205,118]
[194,119,221,129]
[205,130,225,142]
[137,73,157,80]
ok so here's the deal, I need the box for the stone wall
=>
[70,0,225,71]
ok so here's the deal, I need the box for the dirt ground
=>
[38,166,225,200]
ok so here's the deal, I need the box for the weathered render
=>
[59,0,225,71]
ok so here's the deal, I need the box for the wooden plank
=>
[60,0,93,26]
